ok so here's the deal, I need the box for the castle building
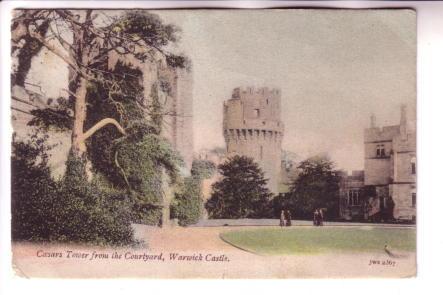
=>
[338,105,416,222]
[364,105,416,221]
[223,87,284,194]
[158,66,194,172]
[338,170,365,220]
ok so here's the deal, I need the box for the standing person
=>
[280,210,285,227]
[285,210,292,227]
[319,209,324,226]
[313,209,319,226]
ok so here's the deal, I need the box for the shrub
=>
[170,177,202,226]
[11,136,136,246]
[11,134,58,241]
[52,153,135,246]
[191,159,216,180]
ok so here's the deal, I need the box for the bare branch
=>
[28,29,79,74]
[115,150,131,190]
[80,117,126,142]
[51,18,75,54]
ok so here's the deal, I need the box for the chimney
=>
[370,114,376,128]
[400,104,407,139]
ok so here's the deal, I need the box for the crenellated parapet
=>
[224,129,284,143]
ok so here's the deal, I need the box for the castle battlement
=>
[223,86,283,133]
[231,86,281,98]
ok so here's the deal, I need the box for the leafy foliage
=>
[170,177,203,226]
[11,135,136,245]
[83,51,187,224]
[53,154,135,246]
[205,155,273,219]
[111,11,180,48]
[287,156,340,219]
[170,159,217,226]
[166,54,189,69]
[190,159,216,180]
[113,133,183,225]
[11,133,57,241]
[110,11,189,69]
[28,97,73,132]
[85,62,183,225]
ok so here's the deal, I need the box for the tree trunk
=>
[71,77,88,158]
[161,169,173,228]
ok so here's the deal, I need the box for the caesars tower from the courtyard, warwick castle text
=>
[223,87,284,194]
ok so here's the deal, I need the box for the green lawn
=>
[220,227,416,255]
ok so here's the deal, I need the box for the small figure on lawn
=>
[318,208,324,226]
[313,209,319,226]
[280,210,286,227]
[285,210,292,226]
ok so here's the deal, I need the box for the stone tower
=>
[223,87,284,194]
[159,66,194,172]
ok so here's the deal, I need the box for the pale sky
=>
[27,9,416,172]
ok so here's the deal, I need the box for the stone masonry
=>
[223,87,284,194]
[364,105,416,221]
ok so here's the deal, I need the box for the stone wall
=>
[159,66,194,172]
[12,85,71,178]
[390,183,416,220]
[364,126,397,186]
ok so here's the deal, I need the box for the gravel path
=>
[191,218,415,228]
[11,224,416,278]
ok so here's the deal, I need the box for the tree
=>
[205,155,273,219]
[170,159,216,226]
[12,9,189,226]
[288,155,340,219]
[12,9,186,159]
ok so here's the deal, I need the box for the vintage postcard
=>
[10,8,416,278]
